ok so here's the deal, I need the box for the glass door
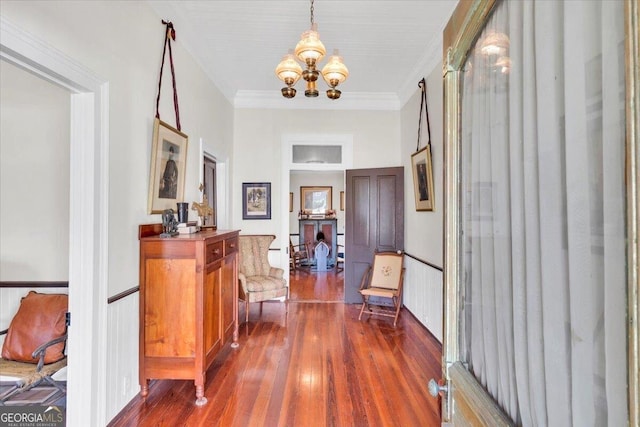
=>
[438,1,638,425]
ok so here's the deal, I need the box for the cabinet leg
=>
[140,381,149,397]
[195,384,207,406]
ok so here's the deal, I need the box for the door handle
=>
[428,378,448,397]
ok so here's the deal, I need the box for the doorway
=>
[1,19,109,424]
[289,170,345,302]
[202,155,216,226]
[280,134,353,302]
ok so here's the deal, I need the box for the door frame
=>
[1,16,110,424]
[441,0,639,424]
[200,138,229,229]
[280,134,353,279]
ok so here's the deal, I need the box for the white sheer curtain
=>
[460,1,626,425]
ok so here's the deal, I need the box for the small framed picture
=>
[148,118,189,214]
[242,182,271,219]
[340,191,345,211]
[411,145,435,211]
[289,192,294,212]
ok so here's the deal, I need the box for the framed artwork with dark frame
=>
[411,145,435,211]
[300,186,332,214]
[148,118,189,214]
[242,182,271,219]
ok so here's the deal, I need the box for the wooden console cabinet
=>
[138,227,240,405]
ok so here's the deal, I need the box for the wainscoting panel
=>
[106,292,139,422]
[403,256,443,343]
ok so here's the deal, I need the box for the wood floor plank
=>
[109,270,442,427]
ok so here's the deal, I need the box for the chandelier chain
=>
[310,0,315,26]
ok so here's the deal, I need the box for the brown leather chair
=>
[0,291,68,403]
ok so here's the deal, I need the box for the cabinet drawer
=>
[224,237,238,256]
[205,241,224,264]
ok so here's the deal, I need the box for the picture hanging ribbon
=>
[155,20,181,131]
[416,77,431,153]
[410,77,435,211]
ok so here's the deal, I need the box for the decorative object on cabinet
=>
[149,21,188,214]
[300,186,332,214]
[242,183,271,220]
[160,209,179,237]
[191,194,214,225]
[138,226,240,406]
[411,78,435,211]
[340,191,345,211]
[358,251,405,327]
[238,235,288,323]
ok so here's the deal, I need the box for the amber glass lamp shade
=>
[294,24,326,68]
[275,53,303,86]
[321,52,349,87]
[321,52,348,99]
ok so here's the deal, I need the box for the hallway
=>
[288,268,344,302]
[108,272,442,426]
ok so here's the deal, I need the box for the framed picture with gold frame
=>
[289,192,294,212]
[148,118,189,214]
[300,186,332,214]
[340,191,345,211]
[411,145,435,211]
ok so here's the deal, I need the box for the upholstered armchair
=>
[238,235,288,323]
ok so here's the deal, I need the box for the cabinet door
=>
[319,220,336,261]
[300,221,316,246]
[220,256,235,341]
[145,258,197,357]
[203,262,221,357]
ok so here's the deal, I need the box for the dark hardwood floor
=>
[109,269,442,426]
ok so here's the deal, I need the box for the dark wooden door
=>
[344,167,404,303]
[203,156,216,226]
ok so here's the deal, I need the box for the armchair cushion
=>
[244,275,286,293]
[1,291,68,364]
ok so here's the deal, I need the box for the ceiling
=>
[148,1,458,111]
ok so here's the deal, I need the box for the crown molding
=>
[396,32,444,110]
[234,90,401,111]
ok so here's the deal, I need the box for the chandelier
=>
[275,0,349,99]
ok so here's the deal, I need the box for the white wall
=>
[401,66,444,268]
[1,1,234,422]
[0,1,234,298]
[400,64,444,341]
[233,108,400,249]
[0,60,70,281]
